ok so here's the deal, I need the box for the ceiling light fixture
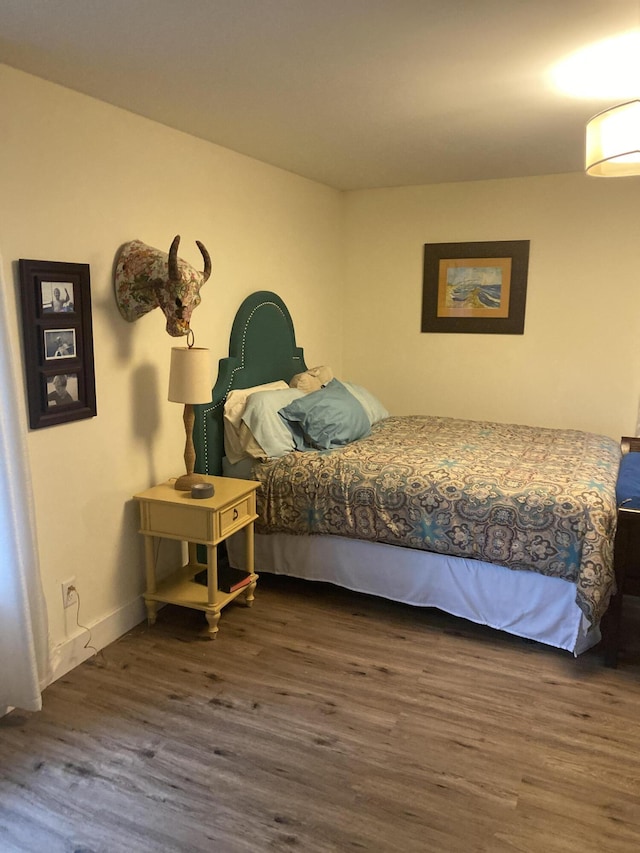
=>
[551,30,640,177]
[585,99,640,176]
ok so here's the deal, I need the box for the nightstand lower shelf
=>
[144,562,258,636]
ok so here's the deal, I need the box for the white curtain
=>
[0,255,50,714]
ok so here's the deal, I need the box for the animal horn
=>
[168,234,181,281]
[196,241,211,283]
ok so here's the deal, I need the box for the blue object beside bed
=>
[616,451,640,509]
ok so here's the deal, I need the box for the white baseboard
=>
[47,595,148,685]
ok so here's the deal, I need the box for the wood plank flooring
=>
[2,574,640,853]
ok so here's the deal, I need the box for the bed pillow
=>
[289,365,334,393]
[342,382,389,425]
[278,378,370,451]
[235,422,268,461]
[241,387,306,459]
[223,380,289,463]
[224,380,289,429]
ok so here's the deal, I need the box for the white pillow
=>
[223,381,289,464]
[342,382,389,425]
[224,381,289,429]
[241,388,305,459]
[236,422,268,461]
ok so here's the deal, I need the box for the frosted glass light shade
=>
[168,347,211,404]
[586,100,640,176]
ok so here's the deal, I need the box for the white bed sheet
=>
[226,530,599,656]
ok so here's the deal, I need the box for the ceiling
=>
[0,0,637,190]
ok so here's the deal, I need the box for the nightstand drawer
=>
[146,502,212,541]
[219,494,255,538]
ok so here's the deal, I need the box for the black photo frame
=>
[19,258,97,429]
[421,240,530,334]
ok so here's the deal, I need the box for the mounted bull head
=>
[114,235,211,337]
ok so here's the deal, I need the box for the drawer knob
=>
[233,508,239,520]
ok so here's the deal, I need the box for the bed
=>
[193,290,621,656]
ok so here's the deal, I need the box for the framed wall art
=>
[19,258,97,429]
[421,240,530,334]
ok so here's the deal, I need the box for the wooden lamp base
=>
[174,471,206,491]
[174,403,205,491]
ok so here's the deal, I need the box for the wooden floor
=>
[2,575,640,853]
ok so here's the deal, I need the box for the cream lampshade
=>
[586,99,640,176]
[168,346,211,490]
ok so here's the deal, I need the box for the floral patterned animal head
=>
[114,235,211,337]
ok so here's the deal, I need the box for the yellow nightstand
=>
[134,475,260,638]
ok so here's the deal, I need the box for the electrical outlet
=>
[62,577,77,608]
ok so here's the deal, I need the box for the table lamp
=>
[168,344,211,490]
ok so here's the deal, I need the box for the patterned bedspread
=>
[253,415,621,625]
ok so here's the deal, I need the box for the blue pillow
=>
[279,378,371,451]
[241,388,305,458]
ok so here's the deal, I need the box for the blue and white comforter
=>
[253,415,620,626]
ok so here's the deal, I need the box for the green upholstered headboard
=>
[193,291,306,475]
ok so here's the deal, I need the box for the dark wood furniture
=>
[604,436,640,667]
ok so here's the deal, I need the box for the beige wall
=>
[343,174,640,439]
[0,64,344,670]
